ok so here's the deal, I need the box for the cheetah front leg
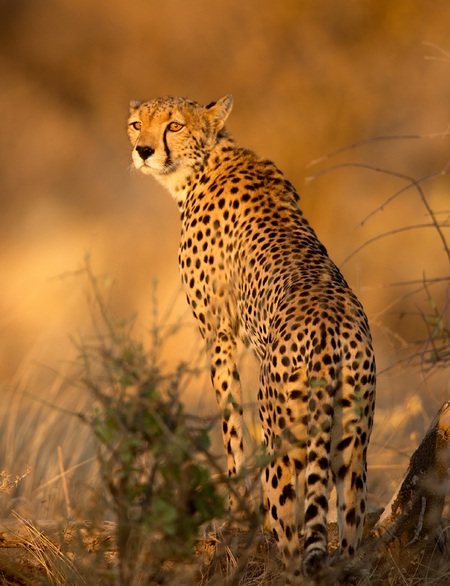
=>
[208,329,246,512]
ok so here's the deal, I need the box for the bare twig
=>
[305,130,450,169]
[57,446,73,519]
[340,221,450,268]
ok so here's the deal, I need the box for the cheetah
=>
[127,95,376,582]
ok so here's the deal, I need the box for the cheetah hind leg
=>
[300,412,334,575]
[332,446,367,560]
[263,454,304,584]
[330,375,371,561]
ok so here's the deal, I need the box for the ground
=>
[0,515,449,585]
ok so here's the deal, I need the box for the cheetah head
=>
[128,95,233,199]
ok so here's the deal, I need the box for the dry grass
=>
[1,516,448,585]
[11,512,86,586]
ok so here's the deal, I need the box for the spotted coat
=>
[128,95,376,583]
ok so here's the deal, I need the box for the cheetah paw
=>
[301,547,327,577]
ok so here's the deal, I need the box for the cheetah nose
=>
[136,145,155,161]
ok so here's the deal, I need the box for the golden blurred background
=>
[0,0,449,517]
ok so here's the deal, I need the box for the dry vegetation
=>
[0,263,448,585]
[0,0,449,583]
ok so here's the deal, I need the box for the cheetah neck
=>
[156,136,236,207]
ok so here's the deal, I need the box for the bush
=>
[76,260,226,585]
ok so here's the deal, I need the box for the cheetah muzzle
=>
[128,95,376,583]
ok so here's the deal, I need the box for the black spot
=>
[345,508,356,526]
[289,371,299,382]
[294,458,304,471]
[307,473,321,485]
[318,457,328,470]
[337,436,352,451]
[279,483,295,505]
[305,504,318,523]
[312,361,322,372]
[355,476,364,490]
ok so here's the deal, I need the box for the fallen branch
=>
[374,400,450,546]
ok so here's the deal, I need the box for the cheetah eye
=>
[129,121,142,131]
[168,121,184,132]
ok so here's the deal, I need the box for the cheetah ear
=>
[129,99,141,110]
[204,95,233,131]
